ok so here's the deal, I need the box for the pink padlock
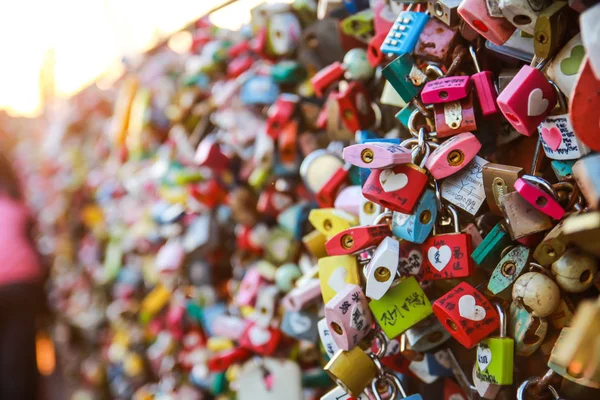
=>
[469,46,499,116]
[333,185,362,216]
[156,241,185,273]
[457,0,516,46]
[424,133,482,179]
[324,284,373,351]
[282,279,322,311]
[235,268,268,307]
[343,142,412,169]
[513,177,565,220]
[420,76,471,104]
[195,138,229,171]
[211,315,248,341]
[497,65,557,136]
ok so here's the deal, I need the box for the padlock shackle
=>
[468,45,481,74]
[521,175,559,200]
[547,79,568,112]
[494,303,507,338]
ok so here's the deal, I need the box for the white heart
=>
[477,346,492,372]
[379,169,408,192]
[527,88,549,117]
[289,313,312,334]
[248,325,271,346]
[272,193,291,210]
[427,245,452,271]
[458,295,487,322]
[327,267,348,293]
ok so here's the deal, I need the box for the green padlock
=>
[471,222,512,270]
[395,104,415,129]
[382,54,423,104]
[340,9,374,39]
[475,304,514,385]
[487,245,530,297]
[271,60,307,84]
[368,276,432,339]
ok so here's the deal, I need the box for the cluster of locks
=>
[15,0,600,399]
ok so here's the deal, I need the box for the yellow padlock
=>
[318,255,360,303]
[324,348,378,397]
[308,208,358,239]
[302,230,328,259]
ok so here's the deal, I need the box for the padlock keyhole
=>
[419,210,432,224]
[446,319,458,331]
[330,321,343,335]
[363,201,375,214]
[501,261,516,277]
[513,15,532,26]
[341,234,354,249]
[323,219,333,231]
[579,270,592,284]
[447,150,465,167]
[434,2,444,17]
[374,266,391,282]
[535,196,548,207]
[439,90,448,100]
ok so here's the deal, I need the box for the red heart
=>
[541,126,562,151]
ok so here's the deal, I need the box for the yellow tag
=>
[302,230,328,259]
[207,337,235,353]
[318,255,360,303]
[308,208,358,239]
[140,285,171,322]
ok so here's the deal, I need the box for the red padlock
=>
[188,178,228,208]
[266,94,299,139]
[239,322,282,356]
[278,120,299,164]
[311,62,345,98]
[336,81,375,132]
[367,32,388,67]
[433,93,477,138]
[195,138,229,171]
[325,224,392,256]
[316,163,350,208]
[419,205,474,281]
[207,347,253,372]
[432,282,499,348]
[257,187,295,218]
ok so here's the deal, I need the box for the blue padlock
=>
[278,202,316,239]
[240,75,280,105]
[380,11,430,57]
[342,0,370,14]
[426,351,453,378]
[392,189,437,244]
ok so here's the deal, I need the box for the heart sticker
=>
[427,245,452,271]
[379,169,408,192]
[541,126,562,151]
[289,313,312,333]
[458,295,487,322]
[560,45,585,76]
[527,88,549,117]
[248,325,272,346]
[327,267,348,293]
[477,346,492,372]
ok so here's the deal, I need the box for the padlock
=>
[325,284,372,350]
[303,231,329,259]
[497,62,557,136]
[499,0,544,35]
[409,353,446,384]
[359,194,385,226]
[382,54,424,104]
[392,188,438,244]
[458,0,516,45]
[250,285,280,328]
[441,155,489,216]
[513,175,565,220]
[533,1,569,60]
[398,241,425,277]
[424,132,482,179]
[240,75,280,105]
[342,48,376,81]
[343,142,412,169]
[428,0,462,26]
[472,222,512,270]
[281,310,320,342]
[421,76,471,104]
[282,278,322,311]
[341,11,374,44]
[561,211,600,257]
[369,276,433,339]
[420,205,475,281]
[572,153,600,210]
[365,237,400,300]
[499,191,553,240]
[267,12,302,56]
[236,358,303,400]
[581,3,600,77]
[512,270,561,318]
[548,327,600,389]
[308,208,359,239]
[236,268,268,307]
[318,318,340,358]
[257,187,295,218]
[318,255,361,303]
[405,313,452,352]
[469,46,500,116]
[265,227,299,265]
[271,60,307,84]
[532,218,568,266]
[546,33,585,98]
[317,163,351,208]
[509,301,548,356]
[538,82,591,161]
[550,248,598,293]
[311,62,345,97]
[482,163,524,216]
[334,185,363,215]
[326,224,392,256]
[472,364,503,399]
[488,245,530,297]
[475,304,514,385]
[549,298,600,383]
[432,282,500,348]
[195,137,229,171]
[550,159,575,181]
[336,81,376,132]
[433,92,478,137]
[371,372,424,400]
[239,322,282,356]
[569,58,600,152]
[362,149,429,214]
[414,17,461,65]
[380,11,430,57]
[275,263,302,293]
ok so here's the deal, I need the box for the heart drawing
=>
[560,45,585,76]
[540,126,562,151]
[458,294,487,322]
[289,313,312,334]
[477,346,492,372]
[427,245,452,271]
[248,325,272,346]
[379,169,408,192]
[527,88,549,117]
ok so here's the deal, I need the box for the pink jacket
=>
[0,196,43,286]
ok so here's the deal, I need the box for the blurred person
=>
[0,148,46,399]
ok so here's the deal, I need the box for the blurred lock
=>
[316,163,350,208]
[239,322,282,356]
[195,137,229,171]
[336,82,375,132]
[433,282,500,348]
[472,222,512,270]
[324,284,372,350]
[267,12,302,56]
[405,314,452,352]
[282,278,322,311]
[281,310,320,342]
[572,153,600,210]
[325,224,391,256]
[499,191,553,240]
[250,285,279,327]
[369,276,433,339]
[392,189,438,244]
[311,62,345,98]
[414,18,461,65]
[569,58,600,152]
[482,163,524,215]
[488,245,530,297]
[309,208,358,239]
[428,0,462,26]
[458,0,516,45]
[236,268,268,307]
[365,237,400,300]
[340,10,374,40]
[425,132,482,179]
[266,94,299,139]
[433,93,478,137]
[318,255,361,303]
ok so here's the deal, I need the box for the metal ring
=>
[375,331,388,358]
[434,179,444,214]
[374,211,393,226]
[517,378,537,400]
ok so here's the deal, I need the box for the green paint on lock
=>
[369,276,432,339]
[382,54,422,104]
[475,337,514,385]
[471,223,511,270]
[551,160,575,181]
[560,45,585,76]
[488,245,530,296]
[395,104,415,129]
